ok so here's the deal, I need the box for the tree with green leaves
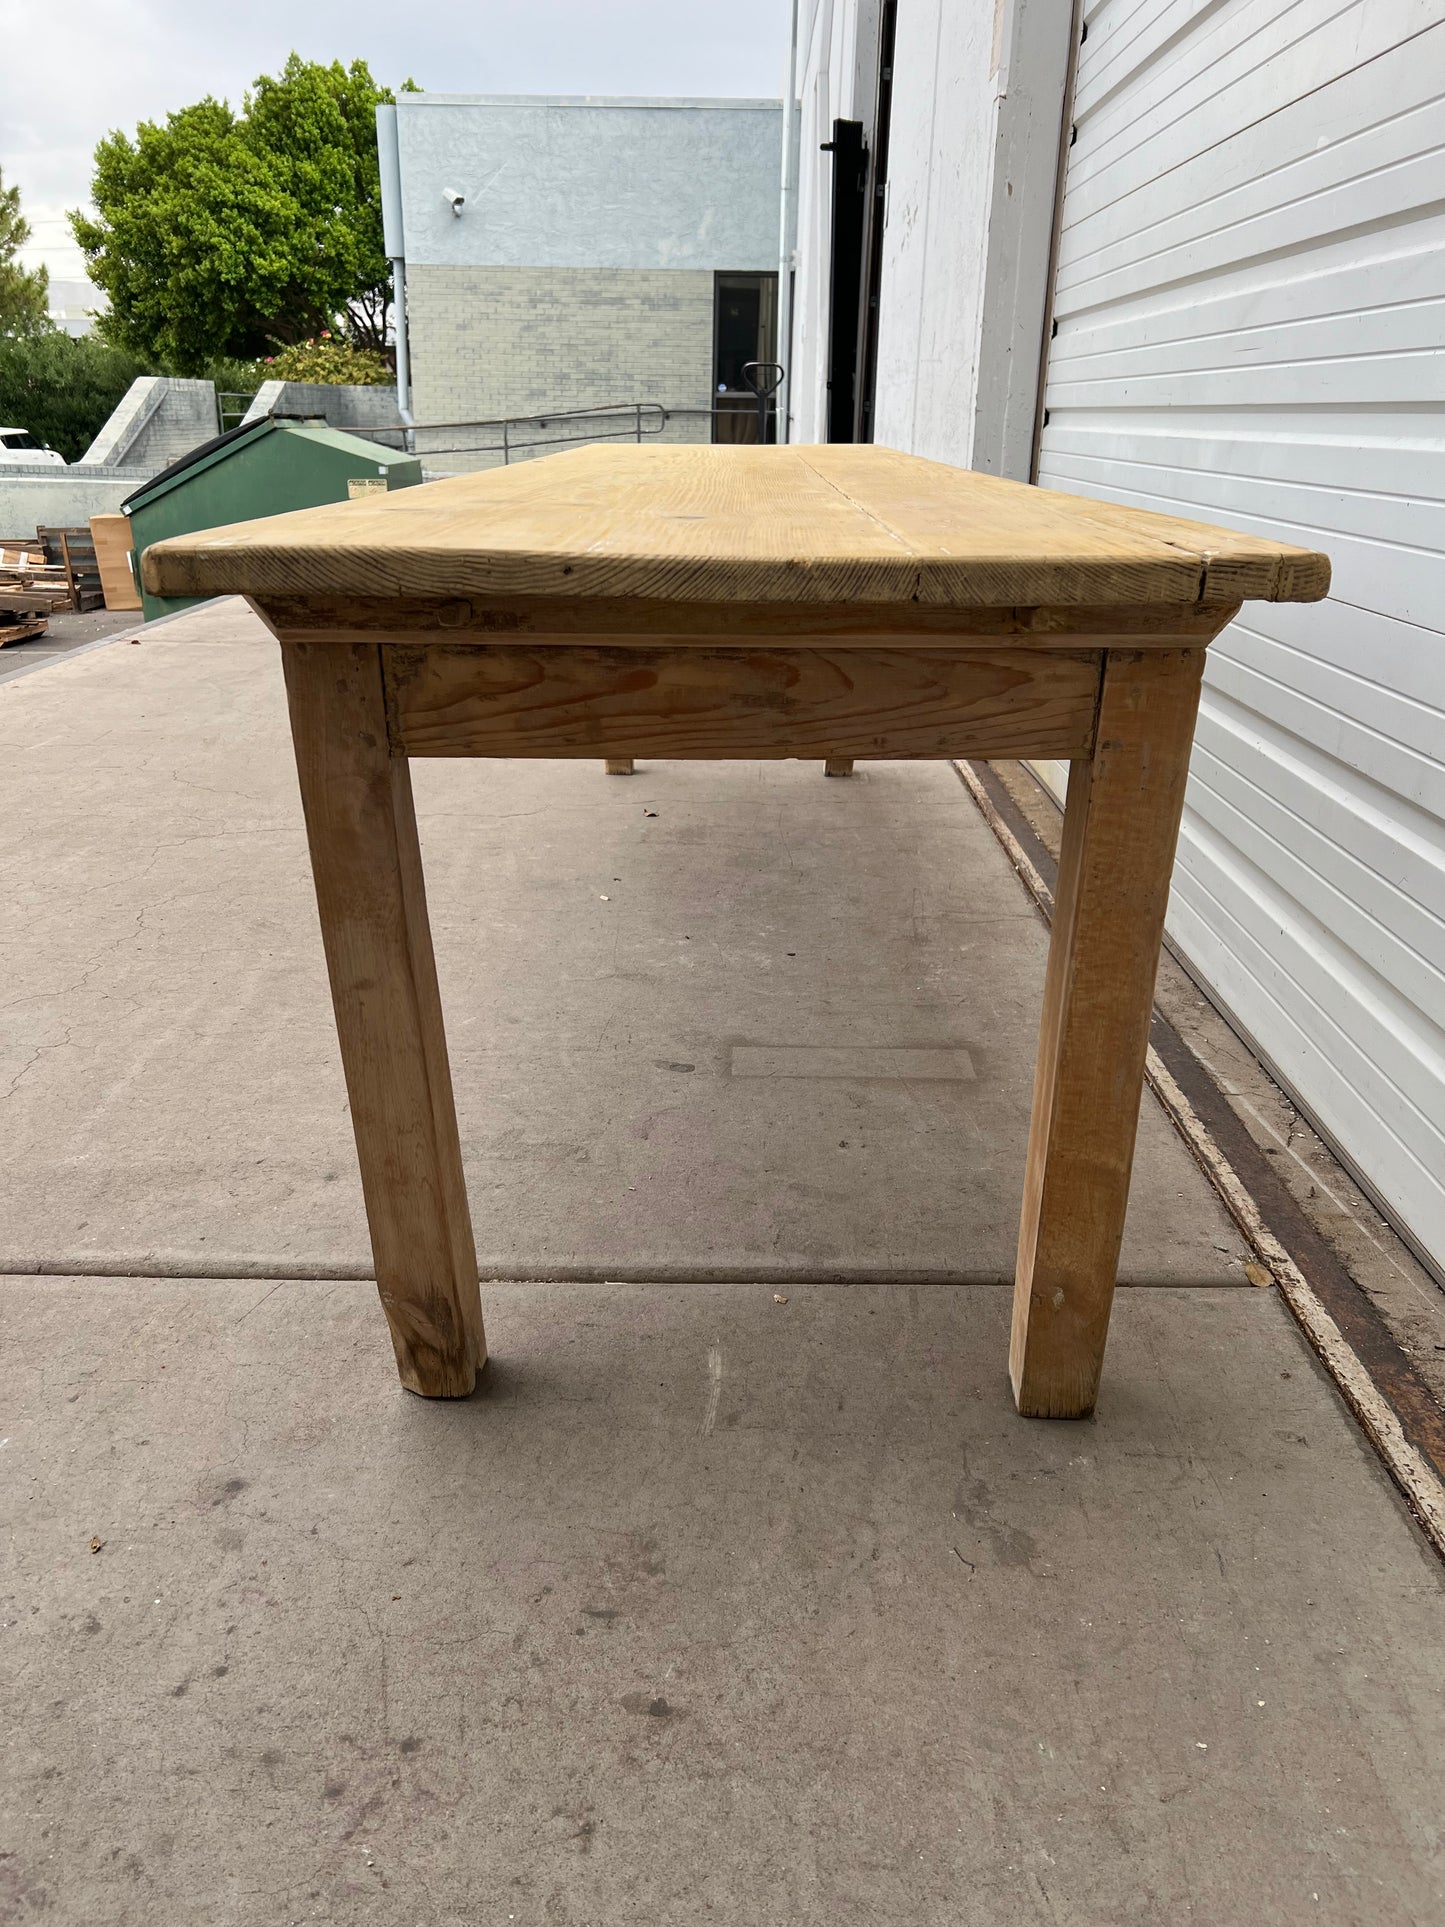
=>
[0,167,50,335]
[71,56,396,373]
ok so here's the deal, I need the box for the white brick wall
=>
[408,266,717,468]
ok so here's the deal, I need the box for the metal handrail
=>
[220,396,781,462]
[217,391,258,433]
[361,398,780,462]
[409,401,671,461]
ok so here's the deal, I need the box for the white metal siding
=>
[1037,0,1445,1269]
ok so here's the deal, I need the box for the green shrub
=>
[194,356,266,399]
[0,331,150,462]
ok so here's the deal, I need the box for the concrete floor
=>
[0,605,137,686]
[4,1279,1443,1925]
[0,600,1246,1284]
[3,600,1443,1924]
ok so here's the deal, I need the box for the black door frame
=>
[821,119,867,444]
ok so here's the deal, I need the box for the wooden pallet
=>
[38,526,104,612]
[0,616,47,647]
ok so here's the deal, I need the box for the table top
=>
[142,442,1330,613]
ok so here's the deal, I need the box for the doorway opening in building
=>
[713,272,779,442]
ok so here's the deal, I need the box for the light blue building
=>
[377,94,783,465]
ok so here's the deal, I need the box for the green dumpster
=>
[123,415,424,621]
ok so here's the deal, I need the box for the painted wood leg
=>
[281,638,485,1397]
[1011,648,1206,1418]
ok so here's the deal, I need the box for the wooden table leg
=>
[824,756,855,777]
[604,757,635,775]
[1011,648,1205,1418]
[281,638,485,1397]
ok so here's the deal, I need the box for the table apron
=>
[378,641,1103,762]
[254,596,1235,647]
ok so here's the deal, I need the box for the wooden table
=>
[145,445,1329,1417]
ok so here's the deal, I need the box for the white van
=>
[0,427,65,466]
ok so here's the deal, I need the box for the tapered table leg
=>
[1011,648,1206,1418]
[281,638,485,1397]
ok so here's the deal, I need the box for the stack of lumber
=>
[0,539,69,646]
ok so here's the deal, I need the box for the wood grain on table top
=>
[141,442,1330,613]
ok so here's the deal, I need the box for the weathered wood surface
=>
[1011,648,1207,1419]
[145,444,1330,1413]
[384,643,1102,762]
[144,443,1330,612]
[281,638,485,1398]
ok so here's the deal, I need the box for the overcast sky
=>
[0,0,791,294]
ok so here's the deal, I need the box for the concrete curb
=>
[0,599,220,687]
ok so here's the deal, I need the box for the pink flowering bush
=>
[262,335,390,384]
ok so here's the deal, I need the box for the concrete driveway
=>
[2,602,1441,1925]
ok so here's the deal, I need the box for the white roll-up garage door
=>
[1036,0,1445,1271]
